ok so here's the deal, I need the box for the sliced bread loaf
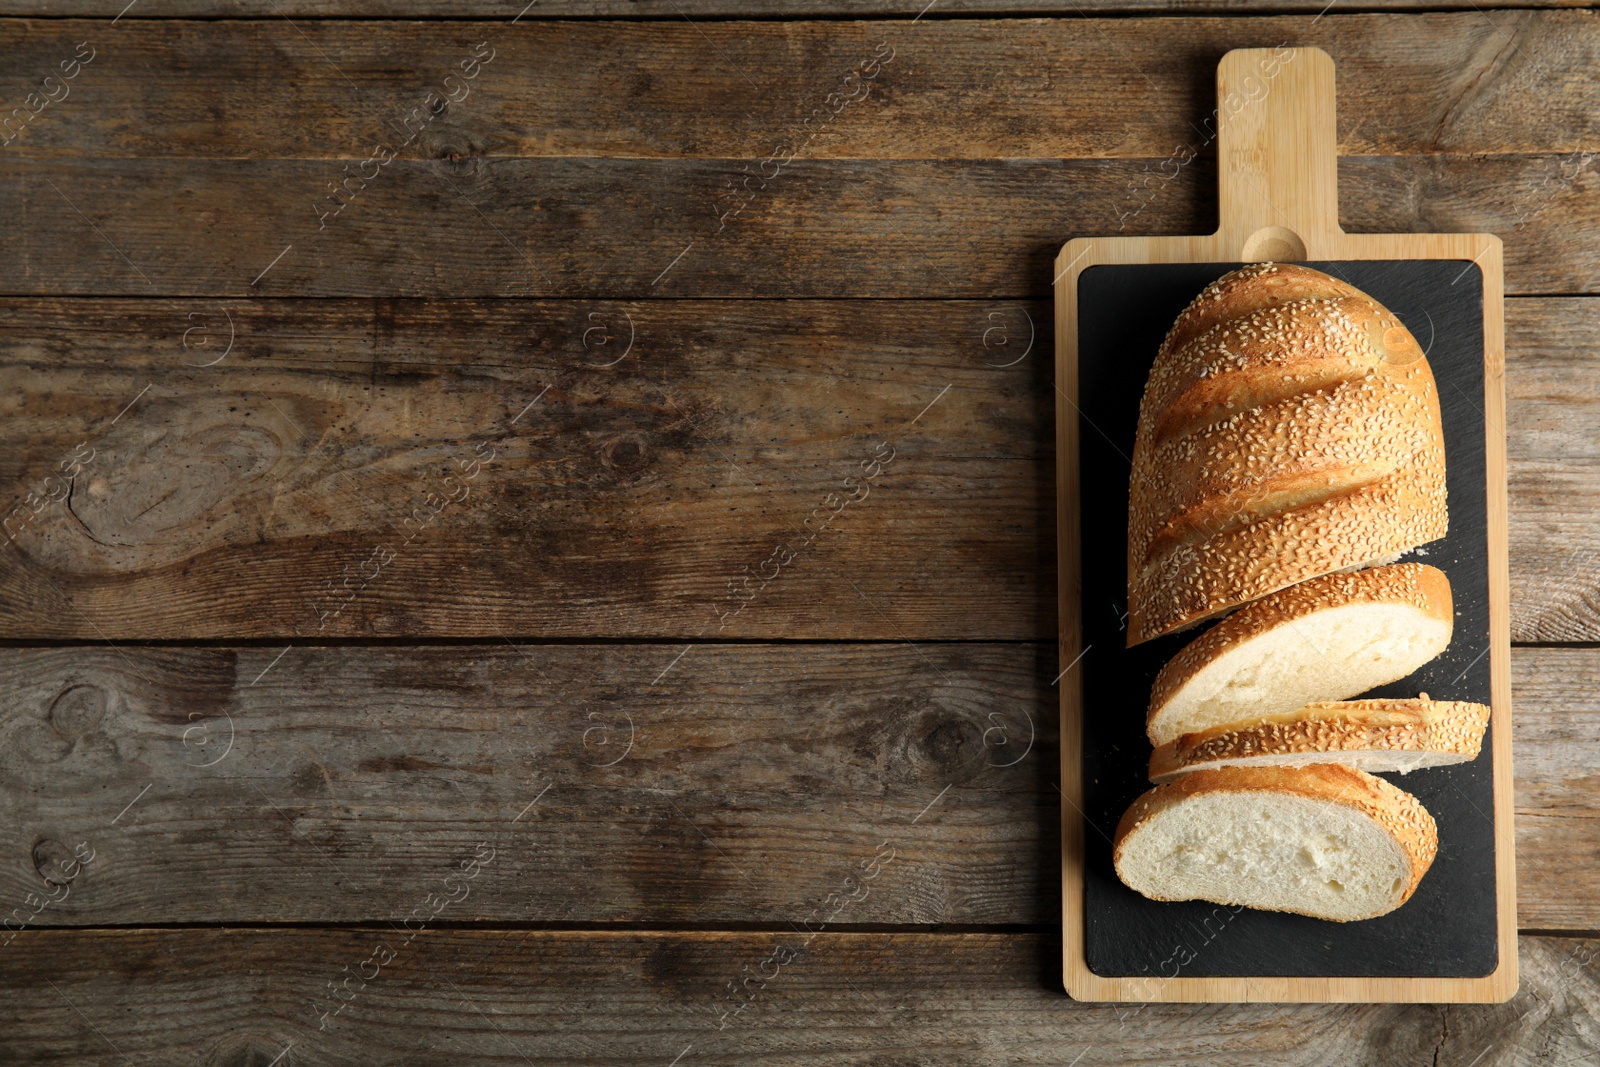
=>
[1112,764,1438,921]
[1126,263,1448,645]
[1148,696,1490,783]
[1146,563,1453,746]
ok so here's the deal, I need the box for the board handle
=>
[1216,47,1340,260]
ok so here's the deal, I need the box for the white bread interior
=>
[1147,564,1453,746]
[1115,787,1413,920]
[1113,765,1437,922]
[1150,601,1449,741]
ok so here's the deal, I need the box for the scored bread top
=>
[1155,262,1372,360]
[1147,562,1454,742]
[1141,271,1425,432]
[1131,474,1445,646]
[1148,696,1491,782]
[1135,377,1437,571]
[1126,263,1447,646]
[1112,763,1440,906]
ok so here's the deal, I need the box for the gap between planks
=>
[17,920,1600,937]
[0,920,1060,934]
[0,638,1587,648]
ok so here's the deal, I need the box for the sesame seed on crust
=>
[1147,696,1491,783]
[1155,263,1372,361]
[1126,264,1447,646]
[1128,466,1447,645]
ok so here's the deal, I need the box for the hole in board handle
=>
[1240,225,1308,263]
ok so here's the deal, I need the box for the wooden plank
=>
[0,643,1057,927]
[1509,459,1600,642]
[1506,299,1600,641]
[1339,156,1600,297]
[0,155,1596,298]
[1,14,1598,160]
[0,0,1589,17]
[0,642,1592,929]
[1,297,1595,641]
[0,298,1052,640]
[0,929,1594,1063]
[1506,299,1600,466]
[1514,647,1600,932]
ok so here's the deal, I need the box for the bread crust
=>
[1155,261,1371,362]
[1127,264,1447,646]
[1148,696,1491,782]
[1111,764,1439,919]
[1146,562,1454,744]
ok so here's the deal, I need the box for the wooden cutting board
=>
[1052,47,1515,1003]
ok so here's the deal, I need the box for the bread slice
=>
[1126,263,1447,645]
[1112,764,1438,921]
[1148,696,1490,783]
[1146,563,1453,746]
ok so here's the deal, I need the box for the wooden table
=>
[0,3,1595,1063]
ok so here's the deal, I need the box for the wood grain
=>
[1,297,1595,641]
[0,929,1594,1064]
[1510,460,1600,642]
[1,14,1598,160]
[1507,299,1600,641]
[0,0,1589,17]
[1507,300,1600,466]
[0,642,1591,929]
[1,156,1593,298]
[0,10,1589,1043]
[0,298,1052,640]
[0,643,1056,926]
[1509,646,1600,932]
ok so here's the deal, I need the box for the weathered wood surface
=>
[0,929,1594,1064]
[0,3,1594,1047]
[3,0,1587,15]
[0,642,1592,929]
[0,0,1590,17]
[4,161,1600,304]
[1506,300,1600,643]
[2,297,1596,641]
[2,15,1600,299]
[1,15,1598,160]
[1513,648,1600,932]
[0,643,1057,926]
[1509,647,1600,931]
[0,298,1051,639]
[2,156,1593,298]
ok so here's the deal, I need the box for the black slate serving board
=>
[1076,260,1495,980]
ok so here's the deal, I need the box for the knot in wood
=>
[48,683,107,740]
